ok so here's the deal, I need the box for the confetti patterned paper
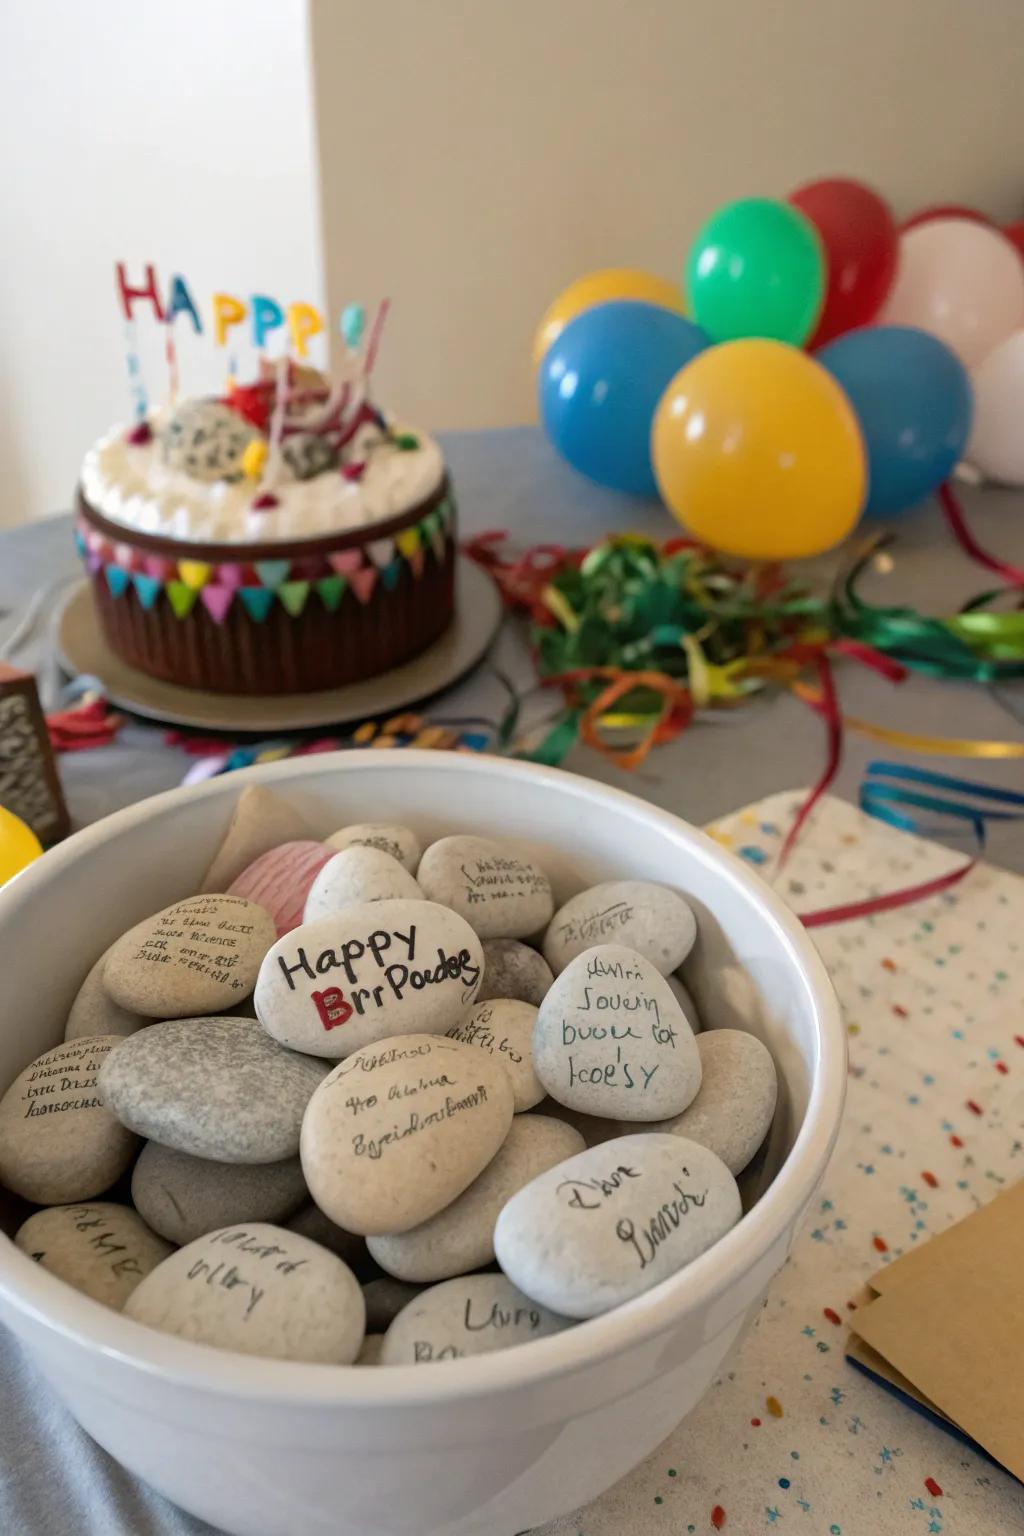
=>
[541,791,1024,1536]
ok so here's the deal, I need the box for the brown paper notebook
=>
[848,1179,1024,1481]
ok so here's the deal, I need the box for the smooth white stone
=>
[533,946,700,1121]
[494,1133,741,1318]
[417,836,554,940]
[255,900,483,1060]
[303,847,423,923]
[543,881,697,976]
[124,1222,365,1363]
[367,1113,585,1282]
[379,1274,570,1364]
[325,822,422,874]
[645,1029,778,1175]
[445,999,545,1112]
[300,1033,514,1236]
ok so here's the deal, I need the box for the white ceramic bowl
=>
[0,752,844,1536]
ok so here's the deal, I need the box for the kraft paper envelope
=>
[848,1180,1024,1482]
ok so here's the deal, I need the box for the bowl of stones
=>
[0,751,844,1536]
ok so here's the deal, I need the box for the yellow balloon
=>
[533,268,685,370]
[651,339,866,561]
[0,805,42,885]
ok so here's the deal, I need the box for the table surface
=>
[1,426,1022,867]
[1,427,1024,1536]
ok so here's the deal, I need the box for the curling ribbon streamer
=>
[938,481,1024,588]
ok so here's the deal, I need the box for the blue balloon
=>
[818,325,973,517]
[538,300,708,497]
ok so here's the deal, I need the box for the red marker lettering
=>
[312,987,353,1031]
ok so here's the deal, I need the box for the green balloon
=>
[685,197,825,346]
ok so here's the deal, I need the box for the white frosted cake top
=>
[80,411,445,546]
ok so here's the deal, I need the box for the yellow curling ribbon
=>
[541,584,580,634]
[791,682,1024,758]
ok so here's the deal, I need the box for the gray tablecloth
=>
[1,426,1023,1535]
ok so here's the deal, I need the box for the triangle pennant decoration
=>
[74,530,87,558]
[254,559,291,590]
[395,527,420,561]
[366,537,396,571]
[178,560,213,590]
[144,554,174,581]
[84,528,104,554]
[430,526,446,562]
[104,564,131,599]
[316,575,346,612]
[408,547,426,580]
[200,585,235,624]
[328,549,363,575]
[216,562,247,590]
[278,580,311,617]
[166,581,199,619]
[238,587,276,623]
[380,558,403,592]
[86,551,104,575]
[349,566,378,605]
[131,573,163,610]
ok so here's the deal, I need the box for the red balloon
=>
[901,204,993,232]
[789,177,898,347]
[1002,220,1024,262]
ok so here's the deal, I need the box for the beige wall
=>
[311,0,1024,432]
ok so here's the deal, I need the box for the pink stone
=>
[227,841,335,936]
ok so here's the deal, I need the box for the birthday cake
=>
[76,284,455,695]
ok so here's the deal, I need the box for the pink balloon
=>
[966,330,1024,486]
[879,218,1024,369]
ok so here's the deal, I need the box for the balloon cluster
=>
[536,178,1024,561]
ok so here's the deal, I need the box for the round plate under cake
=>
[57,558,503,734]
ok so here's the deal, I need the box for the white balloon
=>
[880,219,1024,369]
[966,329,1024,486]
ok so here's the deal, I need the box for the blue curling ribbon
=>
[860,761,1024,846]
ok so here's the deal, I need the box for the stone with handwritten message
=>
[65,947,147,1042]
[15,1202,172,1309]
[368,1113,585,1282]
[445,999,544,1112]
[533,946,701,1122]
[379,1273,570,1364]
[124,1222,365,1363]
[543,881,697,977]
[494,1133,740,1318]
[326,821,422,874]
[254,900,483,1060]
[417,836,554,940]
[478,938,554,1006]
[363,1276,424,1330]
[300,1033,514,1235]
[103,895,276,1018]
[646,1029,778,1175]
[227,841,335,937]
[303,847,423,922]
[131,1141,308,1246]
[0,1038,140,1204]
[99,1018,328,1163]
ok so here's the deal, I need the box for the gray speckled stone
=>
[445,999,544,1113]
[478,939,554,1006]
[533,946,700,1121]
[303,847,423,922]
[300,1034,514,1236]
[131,1141,308,1245]
[362,1277,424,1330]
[255,900,483,1060]
[380,1274,570,1364]
[645,1029,778,1175]
[417,836,554,940]
[64,949,147,1042]
[325,822,422,874]
[0,1038,140,1205]
[103,896,276,1018]
[494,1133,741,1318]
[367,1113,585,1283]
[124,1223,365,1363]
[15,1202,172,1309]
[543,882,697,977]
[99,1018,328,1164]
